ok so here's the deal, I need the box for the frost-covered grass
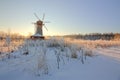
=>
[0,37,120,80]
[0,37,94,76]
[21,38,93,70]
[0,39,24,52]
[65,38,120,48]
[0,39,24,59]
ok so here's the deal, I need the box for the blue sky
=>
[0,0,120,36]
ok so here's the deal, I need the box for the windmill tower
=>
[31,13,48,39]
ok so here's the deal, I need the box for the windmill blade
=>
[44,24,48,31]
[42,13,45,21]
[34,13,40,20]
[44,21,50,23]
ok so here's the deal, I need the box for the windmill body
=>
[35,20,43,36]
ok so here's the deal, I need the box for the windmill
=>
[31,13,48,39]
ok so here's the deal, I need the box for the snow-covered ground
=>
[95,47,120,61]
[0,38,120,80]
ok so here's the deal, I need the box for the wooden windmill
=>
[31,13,48,39]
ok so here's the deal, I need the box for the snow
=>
[47,56,120,80]
[32,33,42,37]
[95,47,120,61]
[0,38,120,80]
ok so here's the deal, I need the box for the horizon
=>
[0,0,120,36]
[0,30,120,37]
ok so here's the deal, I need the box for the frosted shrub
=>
[84,49,93,57]
[54,49,61,69]
[70,45,78,58]
[71,52,78,58]
[46,39,61,47]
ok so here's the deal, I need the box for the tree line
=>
[64,33,120,40]
[0,31,120,40]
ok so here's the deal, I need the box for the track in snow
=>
[96,47,120,61]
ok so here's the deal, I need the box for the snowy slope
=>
[0,38,120,80]
[0,54,120,80]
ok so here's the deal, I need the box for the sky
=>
[0,0,120,36]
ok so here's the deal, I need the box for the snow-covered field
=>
[0,38,120,80]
